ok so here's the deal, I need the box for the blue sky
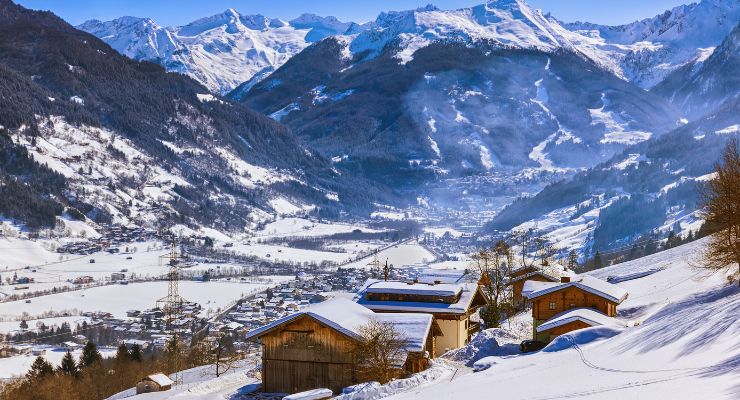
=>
[16,0,693,26]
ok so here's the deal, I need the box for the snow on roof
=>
[357,279,485,315]
[536,308,626,333]
[365,280,464,297]
[522,275,628,304]
[146,373,174,386]
[283,388,333,400]
[244,298,433,352]
[510,263,572,283]
[416,268,472,284]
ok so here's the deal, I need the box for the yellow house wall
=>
[435,317,469,357]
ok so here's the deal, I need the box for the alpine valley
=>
[3,0,739,257]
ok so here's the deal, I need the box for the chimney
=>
[561,276,571,283]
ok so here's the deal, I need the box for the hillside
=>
[0,0,374,234]
[384,238,739,400]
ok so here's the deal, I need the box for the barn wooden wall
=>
[261,316,357,394]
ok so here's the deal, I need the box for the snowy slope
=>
[386,238,739,400]
[79,10,365,94]
[564,0,740,88]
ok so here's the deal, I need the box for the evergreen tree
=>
[129,344,143,362]
[58,350,78,377]
[27,356,53,380]
[115,343,129,363]
[593,251,603,269]
[19,319,28,330]
[79,341,102,368]
[566,250,579,271]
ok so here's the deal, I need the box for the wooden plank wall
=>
[261,316,357,393]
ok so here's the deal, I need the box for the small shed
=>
[136,373,174,394]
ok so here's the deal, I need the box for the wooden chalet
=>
[245,298,441,395]
[522,276,628,342]
[507,265,563,308]
[356,279,488,356]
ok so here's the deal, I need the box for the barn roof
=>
[145,373,174,386]
[522,275,628,304]
[356,280,487,314]
[244,298,436,352]
[536,308,626,333]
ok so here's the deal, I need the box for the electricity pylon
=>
[156,236,189,385]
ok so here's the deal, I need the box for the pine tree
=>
[79,341,102,368]
[58,350,78,377]
[115,343,129,363]
[19,320,28,330]
[27,356,54,380]
[129,344,143,362]
[593,251,603,269]
[566,250,579,271]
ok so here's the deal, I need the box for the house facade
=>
[356,279,487,356]
[245,298,440,395]
[522,276,628,342]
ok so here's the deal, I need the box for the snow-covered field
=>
[341,242,436,269]
[0,280,288,320]
[0,346,118,379]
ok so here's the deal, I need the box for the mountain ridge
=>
[78,10,368,94]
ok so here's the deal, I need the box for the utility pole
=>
[368,250,381,278]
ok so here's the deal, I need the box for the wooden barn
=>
[136,373,174,394]
[522,276,628,342]
[356,279,488,356]
[245,298,441,395]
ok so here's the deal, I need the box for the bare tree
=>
[511,229,535,269]
[354,319,410,384]
[210,332,242,377]
[700,138,740,286]
[472,240,513,328]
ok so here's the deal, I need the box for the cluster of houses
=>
[56,225,155,255]
[245,268,487,394]
[243,262,628,396]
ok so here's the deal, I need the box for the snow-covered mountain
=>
[564,0,740,88]
[237,0,680,204]
[78,10,366,94]
[0,0,379,234]
[653,21,740,119]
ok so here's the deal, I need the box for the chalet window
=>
[548,302,556,310]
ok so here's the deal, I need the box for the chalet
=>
[136,373,174,394]
[522,275,628,342]
[355,279,488,356]
[508,264,568,308]
[245,298,441,395]
[535,308,626,340]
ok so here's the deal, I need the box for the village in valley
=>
[1,203,737,400]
